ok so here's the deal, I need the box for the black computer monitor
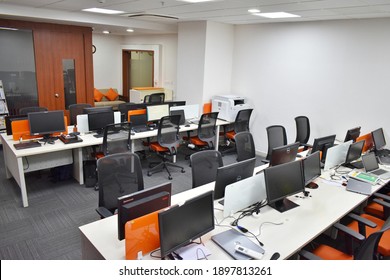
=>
[83,106,113,114]
[214,157,256,200]
[269,142,299,166]
[146,104,170,122]
[129,114,147,127]
[87,111,114,134]
[28,110,65,141]
[117,182,172,241]
[344,126,361,143]
[264,160,305,213]
[5,114,27,135]
[158,190,214,259]
[311,134,336,162]
[164,101,186,108]
[371,128,386,151]
[344,140,365,169]
[302,151,321,189]
[119,103,147,121]
[170,109,185,125]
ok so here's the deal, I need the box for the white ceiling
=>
[2,0,390,35]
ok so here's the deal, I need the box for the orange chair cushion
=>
[225,130,235,140]
[105,88,119,101]
[150,142,169,153]
[348,214,390,256]
[364,201,385,219]
[190,136,208,146]
[313,244,353,260]
[94,88,104,102]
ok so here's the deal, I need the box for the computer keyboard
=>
[377,149,390,157]
[14,141,42,150]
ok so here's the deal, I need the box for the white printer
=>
[212,95,252,122]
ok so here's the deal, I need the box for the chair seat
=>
[190,136,208,147]
[150,142,169,152]
[313,244,353,260]
[348,213,390,256]
[364,201,385,219]
[225,130,235,140]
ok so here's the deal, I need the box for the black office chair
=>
[263,125,287,163]
[147,115,185,180]
[234,131,256,162]
[223,108,253,154]
[144,93,165,104]
[68,103,92,125]
[189,112,219,150]
[19,106,48,114]
[299,215,390,260]
[190,150,223,188]
[295,116,311,151]
[96,152,144,218]
[101,122,132,156]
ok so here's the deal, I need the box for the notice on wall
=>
[0,80,5,100]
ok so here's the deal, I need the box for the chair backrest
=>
[145,93,165,104]
[354,216,390,260]
[118,102,136,122]
[102,122,132,156]
[197,112,219,149]
[128,109,147,122]
[190,150,223,188]
[234,108,253,133]
[157,115,181,155]
[69,103,92,125]
[97,152,144,214]
[295,116,310,145]
[235,131,256,162]
[19,106,48,115]
[266,125,287,160]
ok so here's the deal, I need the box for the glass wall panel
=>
[129,50,153,88]
[63,59,76,108]
[0,29,38,115]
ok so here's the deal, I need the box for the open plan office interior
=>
[1,1,390,262]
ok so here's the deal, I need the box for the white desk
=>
[0,120,230,207]
[78,164,384,260]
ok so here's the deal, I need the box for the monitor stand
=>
[305,182,319,189]
[39,134,58,143]
[269,198,299,213]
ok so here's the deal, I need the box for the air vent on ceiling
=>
[122,13,178,20]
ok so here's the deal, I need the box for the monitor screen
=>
[311,134,336,162]
[146,104,170,122]
[323,140,352,171]
[87,111,114,133]
[5,114,27,135]
[158,190,214,259]
[371,128,386,151]
[28,110,65,139]
[214,157,256,200]
[269,142,299,166]
[170,104,199,120]
[344,126,361,143]
[264,160,304,213]
[302,151,321,189]
[170,109,185,125]
[83,106,113,114]
[164,101,186,108]
[345,140,365,164]
[117,182,172,240]
[129,114,147,127]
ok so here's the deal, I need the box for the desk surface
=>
[78,163,385,260]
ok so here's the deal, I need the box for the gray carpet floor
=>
[0,144,265,260]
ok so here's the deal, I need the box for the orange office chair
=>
[356,132,374,153]
[189,112,219,150]
[364,192,390,220]
[147,115,185,180]
[299,215,390,260]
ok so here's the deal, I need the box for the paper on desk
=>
[175,243,211,260]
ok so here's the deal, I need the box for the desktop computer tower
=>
[83,160,97,188]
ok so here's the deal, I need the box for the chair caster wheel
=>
[168,176,172,180]
[147,172,152,177]
[181,169,185,173]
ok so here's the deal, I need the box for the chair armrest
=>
[298,249,323,260]
[373,192,390,202]
[334,222,365,241]
[261,159,270,164]
[373,198,390,208]
[348,213,377,228]
[96,207,114,219]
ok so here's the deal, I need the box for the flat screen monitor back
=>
[146,104,170,122]
[5,114,27,135]
[344,126,361,143]
[214,157,256,200]
[371,128,386,151]
[302,151,321,189]
[269,142,299,166]
[170,104,199,120]
[311,134,336,162]
[323,140,352,171]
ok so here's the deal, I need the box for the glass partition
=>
[63,59,76,108]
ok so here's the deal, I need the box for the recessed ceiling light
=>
[82,8,124,14]
[126,29,134,32]
[253,12,300,19]
[102,30,110,34]
[248,9,260,13]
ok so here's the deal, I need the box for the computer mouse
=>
[270,252,280,260]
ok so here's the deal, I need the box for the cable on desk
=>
[196,247,208,260]
[149,248,161,259]
[23,157,30,171]
[335,165,350,174]
[254,221,284,237]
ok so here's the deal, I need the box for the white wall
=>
[232,18,390,155]
[203,22,235,104]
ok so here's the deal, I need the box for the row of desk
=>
[78,159,387,260]
[0,119,230,207]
